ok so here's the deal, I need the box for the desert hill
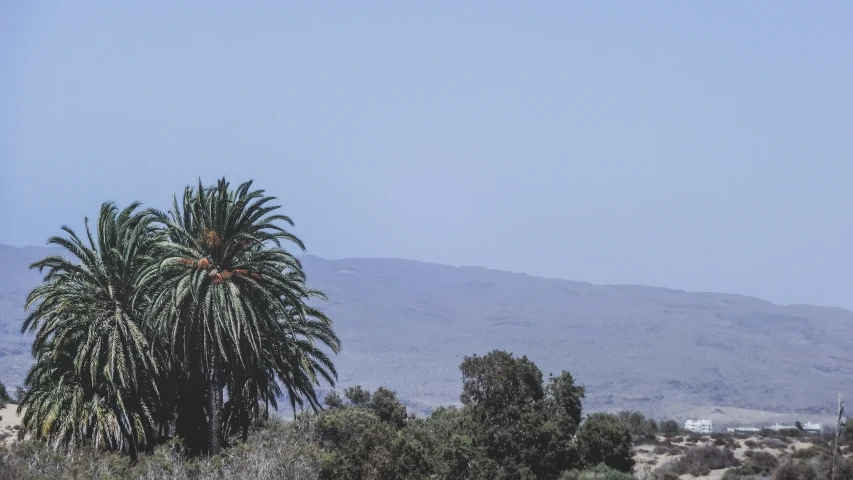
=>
[1,245,851,422]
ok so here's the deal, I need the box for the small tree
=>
[324,391,344,409]
[577,412,635,472]
[423,407,475,479]
[0,381,10,407]
[369,387,408,428]
[344,386,371,406]
[460,350,585,477]
[616,410,657,438]
[660,419,680,437]
[460,350,546,472]
[14,387,26,405]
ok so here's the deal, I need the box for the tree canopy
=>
[19,178,340,456]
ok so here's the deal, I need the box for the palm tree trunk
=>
[175,373,208,454]
[208,357,223,455]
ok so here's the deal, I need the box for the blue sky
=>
[1,2,852,308]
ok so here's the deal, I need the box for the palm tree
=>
[223,283,340,440]
[146,178,340,454]
[20,203,164,457]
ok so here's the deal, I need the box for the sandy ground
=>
[632,434,834,479]
[0,408,834,479]
[0,403,23,445]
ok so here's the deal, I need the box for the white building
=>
[726,426,760,434]
[685,419,712,434]
[762,422,822,434]
[768,423,796,431]
[802,422,822,433]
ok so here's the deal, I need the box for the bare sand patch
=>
[0,403,23,445]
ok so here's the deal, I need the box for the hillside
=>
[1,245,851,421]
[0,245,64,390]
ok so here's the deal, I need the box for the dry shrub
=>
[811,453,853,480]
[773,460,816,480]
[791,446,821,459]
[727,450,779,476]
[0,417,320,480]
[634,436,660,447]
[654,445,740,477]
[762,438,788,450]
[809,437,829,447]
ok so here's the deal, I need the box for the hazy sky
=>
[2,2,852,308]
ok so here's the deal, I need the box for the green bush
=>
[301,352,593,480]
[418,407,474,479]
[577,413,634,473]
[369,387,408,428]
[343,386,371,406]
[304,398,404,480]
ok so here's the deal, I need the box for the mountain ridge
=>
[299,253,848,313]
[2,244,852,423]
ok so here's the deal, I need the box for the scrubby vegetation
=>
[298,350,634,479]
[724,455,853,480]
[1,349,638,479]
[0,416,321,480]
[722,450,778,477]
[653,445,740,477]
